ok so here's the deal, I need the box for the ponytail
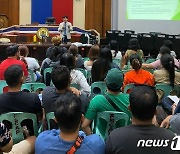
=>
[130,54,142,71]
[161,54,175,87]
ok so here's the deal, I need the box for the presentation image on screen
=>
[127,0,180,20]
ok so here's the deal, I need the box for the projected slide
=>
[127,0,180,20]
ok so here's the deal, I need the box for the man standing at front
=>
[58,16,73,43]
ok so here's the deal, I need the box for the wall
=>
[112,0,180,34]
[19,0,31,25]
[18,0,85,28]
[73,0,85,29]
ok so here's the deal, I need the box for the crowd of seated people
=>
[0,35,179,154]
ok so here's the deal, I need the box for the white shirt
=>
[70,69,90,94]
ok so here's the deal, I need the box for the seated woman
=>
[142,46,180,70]
[121,38,144,69]
[122,54,154,91]
[154,54,180,86]
[91,58,111,83]
[60,53,91,95]
[156,40,177,60]
[84,45,100,71]
[109,40,122,60]
[153,54,180,126]
[100,47,120,69]
[19,45,41,82]
[68,44,84,68]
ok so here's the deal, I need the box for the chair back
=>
[21,83,46,92]
[91,81,107,98]
[0,80,8,93]
[43,67,53,85]
[27,69,35,83]
[46,112,58,130]
[0,112,38,144]
[155,84,180,97]
[93,111,129,141]
[124,83,135,94]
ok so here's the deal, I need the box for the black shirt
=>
[0,91,42,114]
[106,124,179,154]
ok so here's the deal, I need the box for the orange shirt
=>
[123,69,154,91]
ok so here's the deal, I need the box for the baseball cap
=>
[105,68,123,91]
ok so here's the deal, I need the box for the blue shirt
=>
[35,129,105,154]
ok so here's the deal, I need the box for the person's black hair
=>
[91,58,111,83]
[54,92,82,133]
[46,47,54,59]
[99,47,112,63]
[130,85,158,121]
[164,40,173,51]
[128,38,140,51]
[60,53,75,71]
[63,16,68,19]
[160,54,175,87]
[6,44,19,57]
[51,65,70,90]
[129,54,142,71]
[159,46,171,55]
[109,40,119,57]
[4,65,23,87]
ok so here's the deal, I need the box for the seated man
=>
[0,65,42,135]
[35,93,105,154]
[82,68,131,135]
[106,85,178,154]
[42,65,89,114]
[0,44,28,80]
[0,122,36,154]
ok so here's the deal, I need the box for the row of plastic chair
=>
[123,83,180,97]
[45,111,130,141]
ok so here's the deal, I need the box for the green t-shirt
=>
[85,92,131,135]
[85,92,131,120]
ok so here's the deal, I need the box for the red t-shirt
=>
[0,58,28,80]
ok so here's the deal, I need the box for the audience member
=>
[91,58,111,83]
[0,44,28,80]
[84,45,100,70]
[82,68,131,135]
[42,65,89,114]
[100,47,120,69]
[142,46,180,69]
[18,45,41,82]
[0,122,36,154]
[51,35,61,46]
[36,92,105,154]
[106,85,178,154]
[121,38,144,69]
[156,40,177,60]
[154,54,180,86]
[41,46,67,85]
[68,44,84,68]
[109,40,122,59]
[123,54,154,91]
[60,53,90,94]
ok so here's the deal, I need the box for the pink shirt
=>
[151,59,180,69]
